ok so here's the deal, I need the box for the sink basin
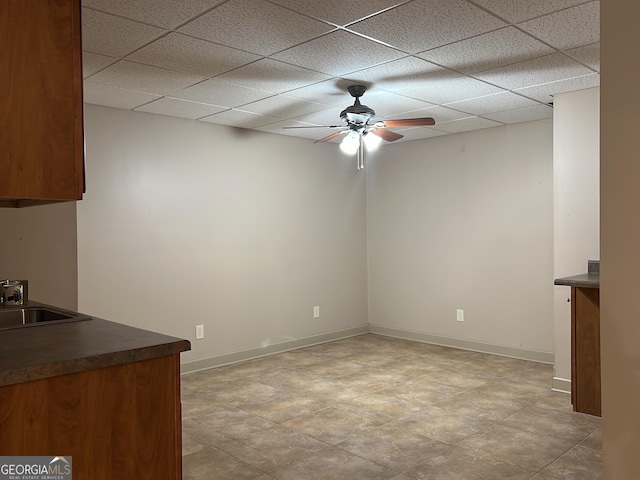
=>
[0,307,89,329]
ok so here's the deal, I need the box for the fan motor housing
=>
[347,85,368,98]
[340,104,376,122]
[341,85,376,126]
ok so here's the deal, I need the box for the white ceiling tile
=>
[396,71,505,104]
[79,0,598,143]
[483,104,553,124]
[280,90,439,125]
[259,122,344,143]
[360,92,436,118]
[288,107,346,127]
[177,0,333,56]
[173,79,274,107]
[434,116,504,134]
[81,8,165,57]
[514,73,600,103]
[83,52,117,79]
[199,109,280,129]
[82,0,220,29]
[344,57,443,92]
[125,33,261,77]
[134,97,228,119]
[388,127,448,143]
[215,59,332,93]
[564,43,600,72]
[284,80,354,106]
[444,92,540,115]
[87,61,206,95]
[256,120,336,141]
[272,30,405,77]
[83,83,161,109]
[392,105,473,123]
[240,95,332,119]
[474,53,594,90]
[518,2,599,50]
[349,0,506,53]
[418,27,555,74]
[470,0,588,23]
[266,0,403,26]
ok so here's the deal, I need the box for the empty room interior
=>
[2,0,639,479]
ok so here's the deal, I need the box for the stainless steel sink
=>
[0,307,90,329]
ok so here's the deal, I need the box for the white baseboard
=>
[368,324,555,364]
[552,376,572,394]
[181,323,557,376]
[181,324,369,374]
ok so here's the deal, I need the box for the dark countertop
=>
[554,273,600,288]
[0,302,190,387]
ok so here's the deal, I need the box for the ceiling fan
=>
[284,85,436,170]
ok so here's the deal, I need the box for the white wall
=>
[0,202,78,310]
[0,109,564,374]
[552,87,600,389]
[78,105,368,366]
[367,120,554,360]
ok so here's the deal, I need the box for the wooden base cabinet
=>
[571,286,601,416]
[0,355,183,479]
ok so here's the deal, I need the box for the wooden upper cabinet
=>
[0,0,84,207]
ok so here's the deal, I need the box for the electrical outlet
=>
[313,306,320,318]
[195,324,205,339]
[456,309,464,322]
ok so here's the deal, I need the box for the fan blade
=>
[314,131,347,143]
[370,128,403,142]
[282,125,342,129]
[379,117,435,127]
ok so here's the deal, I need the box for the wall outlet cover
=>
[195,324,205,339]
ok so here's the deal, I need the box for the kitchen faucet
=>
[1,279,27,306]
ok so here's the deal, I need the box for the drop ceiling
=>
[82,0,600,143]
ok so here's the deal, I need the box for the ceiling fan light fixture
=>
[282,85,435,169]
[340,131,360,155]
[363,131,382,151]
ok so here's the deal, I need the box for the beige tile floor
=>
[181,334,601,479]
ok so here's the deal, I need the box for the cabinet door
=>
[0,355,184,479]
[0,0,84,203]
[571,286,601,416]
